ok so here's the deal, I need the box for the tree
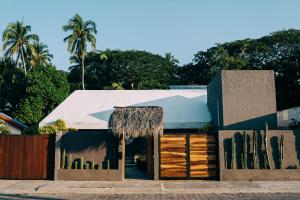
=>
[0,119,9,134]
[29,40,53,68]
[63,14,97,90]
[2,20,39,75]
[183,29,300,110]
[165,52,179,65]
[0,58,26,116]
[14,65,70,128]
[67,50,176,91]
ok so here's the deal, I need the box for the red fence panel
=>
[0,135,55,180]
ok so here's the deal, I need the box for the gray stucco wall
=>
[207,72,223,128]
[218,130,300,181]
[208,70,277,130]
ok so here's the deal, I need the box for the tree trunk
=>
[20,48,27,76]
[81,55,85,90]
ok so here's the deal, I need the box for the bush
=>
[39,119,67,134]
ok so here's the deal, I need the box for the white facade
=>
[39,89,212,130]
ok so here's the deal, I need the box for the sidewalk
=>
[1,180,300,195]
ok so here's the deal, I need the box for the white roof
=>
[39,89,211,129]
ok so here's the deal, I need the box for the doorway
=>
[125,136,154,179]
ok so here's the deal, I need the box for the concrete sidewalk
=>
[0,180,300,195]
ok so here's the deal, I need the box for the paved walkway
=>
[1,193,300,200]
[1,180,300,195]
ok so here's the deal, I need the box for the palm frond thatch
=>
[108,106,163,138]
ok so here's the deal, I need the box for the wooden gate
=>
[0,135,55,180]
[160,133,217,179]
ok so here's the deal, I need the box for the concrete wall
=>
[55,130,123,181]
[277,107,300,129]
[218,130,300,181]
[208,70,277,130]
[207,72,223,128]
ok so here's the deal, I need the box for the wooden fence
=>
[0,135,55,180]
[160,133,217,179]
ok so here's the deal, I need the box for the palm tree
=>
[63,14,97,90]
[165,52,179,65]
[29,40,53,68]
[2,20,39,75]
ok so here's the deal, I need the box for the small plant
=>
[92,160,95,169]
[263,123,271,169]
[279,135,285,169]
[107,160,110,170]
[61,149,66,169]
[231,137,236,169]
[224,151,228,169]
[242,131,248,169]
[80,157,84,170]
[68,154,72,169]
[0,119,9,134]
[252,131,259,169]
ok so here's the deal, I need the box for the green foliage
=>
[198,122,216,133]
[53,119,67,131]
[279,135,285,169]
[2,20,39,75]
[111,82,124,90]
[68,50,176,91]
[39,119,67,135]
[178,29,300,110]
[0,119,9,134]
[14,65,70,128]
[0,59,26,116]
[29,40,53,68]
[63,14,97,90]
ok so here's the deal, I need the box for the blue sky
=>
[1,0,300,71]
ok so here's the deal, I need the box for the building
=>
[40,70,292,181]
[0,112,28,135]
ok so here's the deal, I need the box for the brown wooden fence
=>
[0,135,55,180]
[160,133,217,179]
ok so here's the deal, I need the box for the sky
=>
[1,0,300,71]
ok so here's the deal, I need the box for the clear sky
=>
[1,0,300,71]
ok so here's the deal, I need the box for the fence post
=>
[54,131,63,180]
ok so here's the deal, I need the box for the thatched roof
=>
[108,106,163,137]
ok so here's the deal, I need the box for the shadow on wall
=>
[223,130,299,169]
[60,130,119,169]
[223,113,278,130]
[89,95,209,124]
[295,129,300,165]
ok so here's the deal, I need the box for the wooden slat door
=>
[160,134,187,178]
[160,133,217,179]
[189,134,217,178]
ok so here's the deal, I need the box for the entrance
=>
[125,136,154,179]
